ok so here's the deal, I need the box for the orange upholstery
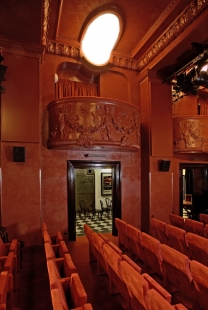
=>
[199,213,208,225]
[148,289,174,310]
[186,232,208,267]
[142,273,171,303]
[150,218,168,245]
[169,214,185,230]
[205,224,208,238]
[184,218,205,237]
[91,232,108,275]
[166,224,189,256]
[141,232,163,278]
[190,260,208,310]
[43,230,64,245]
[45,240,69,259]
[0,237,20,272]
[125,224,144,262]
[103,242,129,303]
[0,271,9,310]
[83,224,96,262]
[47,259,87,309]
[115,218,129,251]
[121,254,142,274]
[119,259,149,310]
[173,304,188,310]
[160,244,194,309]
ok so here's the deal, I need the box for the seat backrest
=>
[166,224,189,256]
[114,218,129,251]
[205,224,208,238]
[43,230,53,244]
[119,260,149,310]
[184,218,205,237]
[63,253,76,277]
[141,232,163,277]
[58,241,69,258]
[103,243,122,275]
[70,273,87,308]
[0,271,9,305]
[160,244,193,301]
[0,238,8,257]
[199,213,208,225]
[105,198,111,208]
[125,224,144,262]
[169,214,185,230]
[91,232,108,275]
[150,218,168,245]
[190,260,208,310]
[147,289,175,310]
[142,273,171,303]
[186,232,208,267]
[79,200,85,211]
[121,254,142,274]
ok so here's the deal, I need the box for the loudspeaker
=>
[13,146,25,162]
[160,160,171,172]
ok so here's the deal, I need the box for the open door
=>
[180,163,208,220]
[67,160,121,240]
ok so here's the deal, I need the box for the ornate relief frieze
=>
[46,41,79,58]
[137,0,208,71]
[47,97,140,151]
[111,55,139,71]
[42,0,51,46]
[173,116,208,153]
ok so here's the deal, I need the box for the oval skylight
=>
[81,13,121,66]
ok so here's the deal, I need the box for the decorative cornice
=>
[46,40,79,58]
[42,0,51,46]
[45,0,208,73]
[0,38,45,56]
[137,0,208,71]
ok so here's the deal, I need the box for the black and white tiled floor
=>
[76,212,112,236]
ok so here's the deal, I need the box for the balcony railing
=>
[47,97,140,152]
[173,116,208,153]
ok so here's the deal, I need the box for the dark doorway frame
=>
[67,160,121,241]
[179,163,208,218]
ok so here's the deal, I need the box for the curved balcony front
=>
[47,97,140,152]
[173,116,208,153]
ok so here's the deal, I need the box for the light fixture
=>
[80,9,123,66]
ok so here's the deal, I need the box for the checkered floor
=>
[76,212,112,236]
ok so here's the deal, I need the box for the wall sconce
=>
[84,154,106,158]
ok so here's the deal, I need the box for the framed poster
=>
[101,173,112,196]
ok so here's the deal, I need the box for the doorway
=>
[67,160,121,241]
[180,163,208,220]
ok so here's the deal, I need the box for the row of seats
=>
[0,235,20,310]
[42,223,93,310]
[169,213,208,237]
[151,216,208,267]
[84,223,187,310]
[115,217,208,310]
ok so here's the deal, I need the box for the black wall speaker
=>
[160,160,171,172]
[13,146,25,162]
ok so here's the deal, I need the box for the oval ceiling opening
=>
[81,13,121,66]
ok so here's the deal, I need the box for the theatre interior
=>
[0,1,208,310]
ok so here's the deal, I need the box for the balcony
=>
[173,116,208,153]
[47,97,140,152]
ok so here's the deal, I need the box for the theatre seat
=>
[141,232,163,279]
[44,240,69,259]
[42,230,64,245]
[84,224,96,262]
[150,218,168,245]
[115,218,129,251]
[199,213,208,225]
[148,289,178,310]
[184,218,205,237]
[186,232,208,267]
[125,224,144,263]
[190,260,208,310]
[103,242,129,308]
[166,224,189,256]
[119,259,149,310]
[91,232,108,275]
[160,244,194,309]
[169,214,185,230]
[142,273,171,303]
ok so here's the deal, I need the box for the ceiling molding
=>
[137,0,208,71]
[0,38,45,57]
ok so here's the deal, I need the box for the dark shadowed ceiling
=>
[0,0,208,79]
